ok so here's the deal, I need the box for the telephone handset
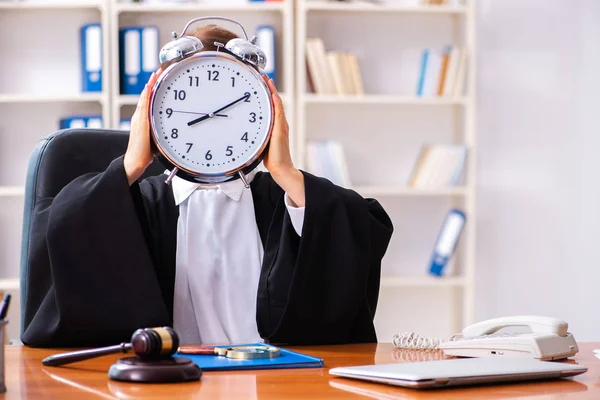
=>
[393,315,579,361]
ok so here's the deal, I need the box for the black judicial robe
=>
[21,156,393,347]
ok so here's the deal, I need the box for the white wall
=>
[476,0,600,341]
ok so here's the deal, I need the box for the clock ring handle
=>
[179,16,249,41]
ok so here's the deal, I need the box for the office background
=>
[0,0,597,343]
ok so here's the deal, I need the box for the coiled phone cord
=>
[392,332,460,350]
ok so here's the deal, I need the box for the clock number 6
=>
[205,150,212,160]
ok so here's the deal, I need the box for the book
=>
[80,23,102,93]
[453,48,468,97]
[408,144,467,188]
[306,38,335,95]
[255,25,276,84]
[421,48,443,97]
[428,209,466,276]
[59,115,103,129]
[119,26,159,95]
[346,53,365,95]
[442,46,462,96]
[178,344,323,371]
[326,51,346,95]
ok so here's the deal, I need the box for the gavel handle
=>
[42,343,133,367]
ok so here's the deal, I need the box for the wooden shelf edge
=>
[116,2,285,13]
[0,2,101,10]
[302,94,466,105]
[0,93,104,104]
[304,2,467,14]
[0,278,19,291]
[0,186,25,197]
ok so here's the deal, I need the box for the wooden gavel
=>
[42,327,179,367]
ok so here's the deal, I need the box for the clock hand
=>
[171,110,228,117]
[187,93,250,127]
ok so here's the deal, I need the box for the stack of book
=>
[306,140,352,188]
[305,38,364,95]
[408,144,467,188]
[417,46,467,97]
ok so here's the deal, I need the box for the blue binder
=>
[178,344,324,371]
[416,49,429,96]
[429,209,467,276]
[255,25,276,84]
[80,23,102,92]
[59,115,103,129]
[119,118,131,131]
[120,26,159,95]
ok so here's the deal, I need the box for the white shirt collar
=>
[168,170,256,205]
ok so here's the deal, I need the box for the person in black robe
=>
[21,26,393,348]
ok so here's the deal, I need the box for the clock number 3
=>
[249,112,257,123]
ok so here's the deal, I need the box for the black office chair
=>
[19,129,164,336]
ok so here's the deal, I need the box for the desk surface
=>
[2,343,598,399]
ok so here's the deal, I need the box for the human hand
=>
[123,70,161,186]
[262,77,305,207]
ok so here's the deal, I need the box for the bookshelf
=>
[109,0,295,132]
[296,0,476,340]
[0,0,475,343]
[0,0,110,341]
[0,0,293,341]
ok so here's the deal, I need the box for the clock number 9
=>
[225,146,234,156]
[171,128,178,139]
[249,112,257,123]
[166,108,173,118]
[205,150,212,160]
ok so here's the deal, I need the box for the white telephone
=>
[393,316,579,361]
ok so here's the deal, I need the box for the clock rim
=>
[148,51,274,184]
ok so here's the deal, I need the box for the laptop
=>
[329,357,587,389]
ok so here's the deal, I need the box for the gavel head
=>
[130,327,179,359]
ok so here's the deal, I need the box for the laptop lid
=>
[329,357,587,389]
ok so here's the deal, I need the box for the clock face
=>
[149,52,273,178]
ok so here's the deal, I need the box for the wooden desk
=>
[1,343,598,399]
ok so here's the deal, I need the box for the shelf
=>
[0,1,102,10]
[304,1,467,14]
[0,186,25,197]
[0,93,104,104]
[380,276,465,288]
[117,95,140,106]
[303,94,466,106]
[355,186,467,197]
[0,278,19,291]
[118,92,290,106]
[116,2,286,13]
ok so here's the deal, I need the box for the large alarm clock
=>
[149,17,274,186]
